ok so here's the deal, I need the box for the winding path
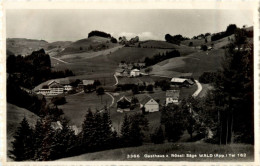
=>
[113,74,119,86]
[192,80,202,97]
[50,56,71,64]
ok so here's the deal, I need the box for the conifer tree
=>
[81,109,95,152]
[129,118,143,146]
[120,114,131,146]
[151,125,165,144]
[10,117,34,161]
[101,108,114,149]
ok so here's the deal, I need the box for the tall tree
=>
[10,117,34,161]
[212,28,253,144]
[120,114,131,147]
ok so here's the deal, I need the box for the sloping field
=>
[106,47,174,63]
[59,45,123,62]
[150,49,225,79]
[7,38,48,56]
[7,103,39,161]
[58,92,112,129]
[58,36,120,56]
[58,142,253,161]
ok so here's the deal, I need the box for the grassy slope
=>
[58,142,254,161]
[7,103,39,161]
[58,36,120,56]
[58,92,112,129]
[150,49,225,79]
[7,38,48,56]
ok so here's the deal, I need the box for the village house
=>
[171,77,194,87]
[130,69,140,77]
[140,95,159,113]
[166,90,180,106]
[117,96,131,112]
[78,80,95,89]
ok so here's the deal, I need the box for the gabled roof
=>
[139,95,155,105]
[131,69,140,72]
[48,80,59,86]
[166,90,180,100]
[185,79,194,85]
[171,78,187,83]
[117,96,131,103]
[82,80,94,85]
[49,84,64,88]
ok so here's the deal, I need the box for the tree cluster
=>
[7,49,74,89]
[199,72,217,84]
[165,34,189,45]
[144,50,180,67]
[10,116,76,161]
[88,30,112,38]
[211,24,237,41]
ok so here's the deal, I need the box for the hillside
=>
[57,36,120,56]
[7,38,48,56]
[58,142,253,161]
[7,103,39,161]
[149,49,225,79]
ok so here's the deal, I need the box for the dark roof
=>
[117,96,131,103]
[166,90,180,100]
[139,95,153,105]
[185,79,194,85]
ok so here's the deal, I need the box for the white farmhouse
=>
[166,90,180,106]
[130,69,140,77]
[140,95,159,113]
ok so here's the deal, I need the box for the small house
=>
[166,90,180,106]
[171,77,194,87]
[140,95,159,113]
[130,69,140,77]
[117,96,131,109]
[82,80,95,86]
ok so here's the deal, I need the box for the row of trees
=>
[7,49,74,89]
[144,50,180,67]
[11,108,150,161]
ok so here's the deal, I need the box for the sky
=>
[6,9,253,42]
